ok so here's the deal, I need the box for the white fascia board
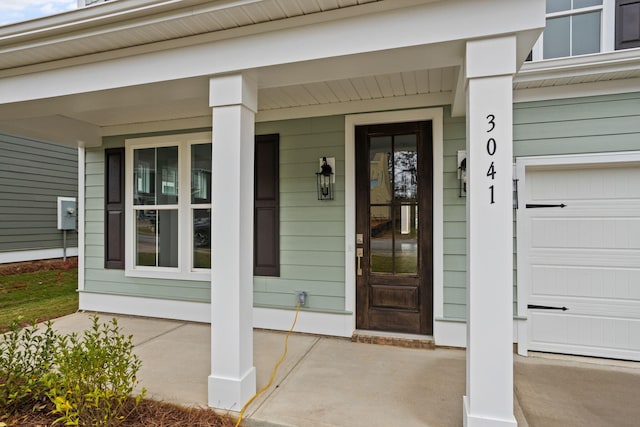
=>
[0,0,545,105]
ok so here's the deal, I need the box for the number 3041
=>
[486,114,496,205]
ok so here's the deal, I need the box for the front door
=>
[355,121,433,335]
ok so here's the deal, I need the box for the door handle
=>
[356,247,363,276]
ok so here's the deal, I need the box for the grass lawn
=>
[0,267,78,331]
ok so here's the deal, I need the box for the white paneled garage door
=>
[517,156,640,361]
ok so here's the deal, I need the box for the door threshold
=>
[352,329,435,349]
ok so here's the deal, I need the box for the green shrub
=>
[45,315,145,426]
[0,318,57,416]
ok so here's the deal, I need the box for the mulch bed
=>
[4,398,239,426]
[0,257,78,276]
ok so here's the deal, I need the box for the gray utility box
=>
[57,197,77,230]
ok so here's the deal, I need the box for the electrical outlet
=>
[296,291,307,306]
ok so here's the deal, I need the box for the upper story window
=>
[125,133,212,281]
[544,0,604,58]
[530,0,640,61]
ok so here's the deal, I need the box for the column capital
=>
[209,72,258,112]
[465,36,516,80]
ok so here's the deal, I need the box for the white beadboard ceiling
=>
[61,67,458,127]
[259,68,456,111]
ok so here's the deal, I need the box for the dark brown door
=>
[355,121,433,335]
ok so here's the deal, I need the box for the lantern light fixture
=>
[457,150,467,197]
[316,156,335,201]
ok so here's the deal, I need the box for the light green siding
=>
[442,110,467,319]
[0,133,77,255]
[84,130,211,302]
[511,91,640,317]
[84,120,346,313]
[514,92,640,156]
[440,92,640,320]
[82,92,640,322]
[254,116,346,312]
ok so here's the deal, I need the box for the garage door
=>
[519,161,640,361]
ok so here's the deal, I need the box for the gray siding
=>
[0,133,78,254]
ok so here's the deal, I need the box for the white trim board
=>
[0,247,78,264]
[79,292,211,323]
[79,292,352,336]
[515,151,640,357]
[78,146,86,292]
[344,108,444,338]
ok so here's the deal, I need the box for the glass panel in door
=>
[369,133,418,275]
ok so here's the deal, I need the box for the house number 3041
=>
[486,114,496,204]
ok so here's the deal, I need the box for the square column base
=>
[463,396,517,427]
[208,367,256,411]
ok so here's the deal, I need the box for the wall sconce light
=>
[316,157,335,201]
[457,150,467,197]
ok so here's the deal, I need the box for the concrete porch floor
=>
[50,312,640,427]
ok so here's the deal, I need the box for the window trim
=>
[188,140,213,273]
[531,0,615,61]
[125,132,212,281]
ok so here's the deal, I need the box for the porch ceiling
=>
[0,65,457,131]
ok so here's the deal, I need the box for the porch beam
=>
[208,73,257,410]
[463,36,517,427]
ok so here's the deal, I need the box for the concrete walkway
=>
[50,313,640,427]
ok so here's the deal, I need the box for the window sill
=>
[125,268,211,282]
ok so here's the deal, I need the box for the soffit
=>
[0,0,381,71]
[54,67,457,127]
[514,49,640,90]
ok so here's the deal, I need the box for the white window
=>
[125,132,212,281]
[531,0,616,60]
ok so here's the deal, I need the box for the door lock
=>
[356,247,363,276]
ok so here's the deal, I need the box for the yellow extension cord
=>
[234,303,301,427]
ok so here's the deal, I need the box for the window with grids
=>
[544,0,604,58]
[126,134,211,279]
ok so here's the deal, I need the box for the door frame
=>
[345,108,444,335]
[515,150,640,356]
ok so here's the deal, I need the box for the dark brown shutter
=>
[104,147,125,269]
[616,0,640,50]
[254,134,280,277]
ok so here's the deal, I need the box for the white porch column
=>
[464,36,517,427]
[208,73,257,410]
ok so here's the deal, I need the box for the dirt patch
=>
[0,257,78,276]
